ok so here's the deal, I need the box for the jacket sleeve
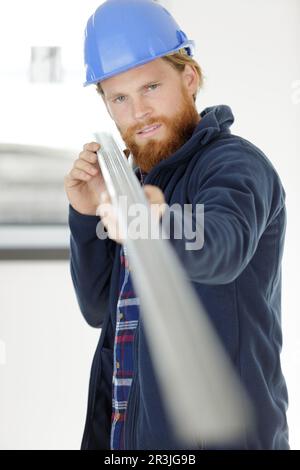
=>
[166,142,285,285]
[68,204,116,327]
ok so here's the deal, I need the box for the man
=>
[64,0,289,450]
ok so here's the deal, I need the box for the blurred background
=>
[0,0,299,449]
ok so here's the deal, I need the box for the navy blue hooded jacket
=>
[69,105,289,450]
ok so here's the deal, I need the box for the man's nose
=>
[131,96,152,121]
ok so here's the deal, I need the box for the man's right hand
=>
[64,142,107,216]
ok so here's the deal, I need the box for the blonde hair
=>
[96,48,203,101]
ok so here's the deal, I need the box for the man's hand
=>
[96,184,166,244]
[64,142,107,216]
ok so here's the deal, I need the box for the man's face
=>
[101,58,200,173]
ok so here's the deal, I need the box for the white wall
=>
[0,261,99,450]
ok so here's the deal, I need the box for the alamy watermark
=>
[96,197,205,251]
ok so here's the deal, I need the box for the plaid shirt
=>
[110,244,140,450]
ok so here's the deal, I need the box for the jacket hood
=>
[196,104,234,144]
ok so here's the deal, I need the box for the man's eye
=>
[114,96,126,103]
[147,84,159,91]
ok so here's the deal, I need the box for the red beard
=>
[121,90,200,173]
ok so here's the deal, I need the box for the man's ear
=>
[182,64,199,99]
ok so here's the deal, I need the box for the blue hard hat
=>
[83,0,195,86]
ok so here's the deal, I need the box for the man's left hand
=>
[96,184,166,244]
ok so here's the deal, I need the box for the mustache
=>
[123,116,167,139]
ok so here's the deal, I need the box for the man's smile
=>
[136,124,162,138]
